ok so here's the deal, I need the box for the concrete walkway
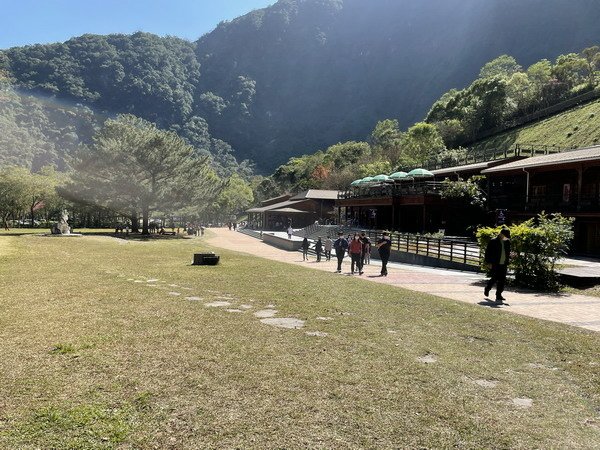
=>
[206,228,600,332]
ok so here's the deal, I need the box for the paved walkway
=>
[205,228,600,332]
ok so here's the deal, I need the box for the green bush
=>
[476,213,574,291]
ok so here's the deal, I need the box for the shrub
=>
[476,212,574,291]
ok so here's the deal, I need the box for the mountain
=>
[2,0,600,172]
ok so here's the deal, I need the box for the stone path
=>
[205,228,600,332]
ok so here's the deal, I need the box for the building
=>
[482,145,600,254]
[247,190,339,230]
[336,145,600,255]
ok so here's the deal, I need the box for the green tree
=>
[479,55,522,79]
[67,114,221,234]
[398,122,445,168]
[0,166,30,229]
[214,173,254,220]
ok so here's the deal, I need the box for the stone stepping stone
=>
[254,309,277,318]
[205,301,231,308]
[134,280,144,283]
[226,309,244,313]
[147,279,159,282]
[388,330,398,334]
[168,284,179,287]
[417,354,437,364]
[127,278,134,281]
[147,284,158,287]
[239,305,253,310]
[473,379,498,388]
[168,292,181,296]
[216,296,234,300]
[306,331,328,337]
[185,296,203,301]
[266,304,276,308]
[512,398,533,408]
[316,317,334,321]
[260,318,305,329]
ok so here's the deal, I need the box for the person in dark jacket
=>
[360,231,372,266]
[376,231,392,276]
[302,237,310,261]
[333,232,348,272]
[484,228,511,304]
[315,237,323,262]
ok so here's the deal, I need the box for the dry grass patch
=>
[0,231,599,448]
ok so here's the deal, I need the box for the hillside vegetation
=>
[3,0,600,171]
[470,99,600,152]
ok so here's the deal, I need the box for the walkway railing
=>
[365,231,481,267]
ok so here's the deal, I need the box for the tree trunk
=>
[130,211,139,233]
[142,206,150,235]
[30,205,35,227]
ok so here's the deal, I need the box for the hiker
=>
[302,237,310,261]
[315,237,323,262]
[333,232,348,272]
[360,230,372,266]
[484,228,511,304]
[324,236,333,261]
[348,233,364,275]
[376,230,392,276]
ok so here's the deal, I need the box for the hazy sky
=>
[0,0,276,49]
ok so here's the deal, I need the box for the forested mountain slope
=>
[2,0,600,172]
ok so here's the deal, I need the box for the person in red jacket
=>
[348,233,364,275]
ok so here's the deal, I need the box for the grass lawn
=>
[0,230,599,448]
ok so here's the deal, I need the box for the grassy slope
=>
[472,98,600,152]
[0,231,599,448]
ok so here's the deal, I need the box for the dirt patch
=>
[254,309,277,318]
[316,317,334,321]
[205,301,231,308]
[306,331,328,337]
[513,398,533,408]
[260,318,305,329]
[239,305,253,310]
[474,379,498,388]
[418,354,437,364]
[226,309,244,313]
[185,296,203,301]
[168,292,181,296]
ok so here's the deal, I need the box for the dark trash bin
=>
[193,252,220,265]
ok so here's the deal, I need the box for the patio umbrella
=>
[350,179,362,186]
[372,174,391,182]
[407,168,434,178]
[360,176,375,184]
[389,171,409,180]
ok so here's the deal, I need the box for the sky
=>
[0,0,276,49]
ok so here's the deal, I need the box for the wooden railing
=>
[364,230,481,267]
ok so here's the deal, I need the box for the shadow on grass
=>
[478,299,510,308]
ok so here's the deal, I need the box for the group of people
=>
[301,230,393,276]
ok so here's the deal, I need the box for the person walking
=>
[360,230,372,266]
[348,233,363,275]
[315,237,323,262]
[324,236,333,261]
[287,225,293,239]
[376,230,392,276]
[302,237,310,261]
[333,232,348,272]
[484,228,511,304]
